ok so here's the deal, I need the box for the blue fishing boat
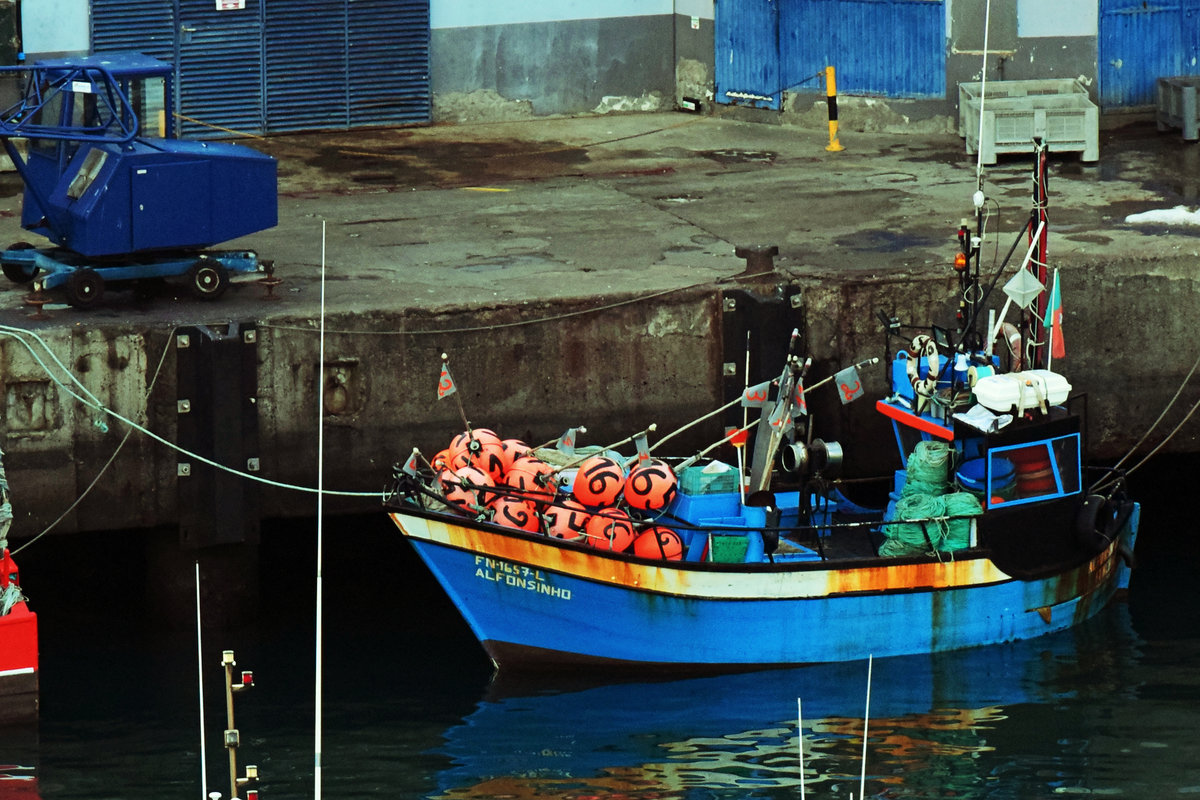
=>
[384,142,1139,672]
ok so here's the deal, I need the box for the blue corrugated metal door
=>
[347,0,431,127]
[1100,0,1200,108]
[177,0,265,137]
[265,1,349,131]
[91,0,430,135]
[264,0,430,132]
[715,0,782,110]
[91,0,175,56]
[716,0,944,109]
[782,0,945,98]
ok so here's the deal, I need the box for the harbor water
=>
[2,456,1198,800]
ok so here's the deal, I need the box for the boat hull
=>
[0,602,38,724]
[391,506,1139,671]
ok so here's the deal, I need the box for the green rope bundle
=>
[901,440,952,497]
[880,491,982,556]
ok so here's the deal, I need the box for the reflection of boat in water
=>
[431,608,1140,799]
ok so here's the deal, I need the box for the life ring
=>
[1075,493,1135,553]
[997,322,1023,372]
[905,335,939,409]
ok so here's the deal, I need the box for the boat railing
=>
[386,470,992,565]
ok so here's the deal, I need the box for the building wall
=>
[19,0,88,58]
[429,1,715,121]
[10,1,1125,127]
[948,0,1100,106]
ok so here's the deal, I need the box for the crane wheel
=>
[187,260,230,300]
[65,268,104,309]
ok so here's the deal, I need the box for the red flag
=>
[725,426,749,448]
[437,362,457,399]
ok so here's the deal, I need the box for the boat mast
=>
[1029,141,1050,370]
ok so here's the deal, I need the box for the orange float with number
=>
[633,526,684,560]
[543,499,591,541]
[572,455,625,508]
[490,496,540,532]
[623,459,678,511]
[586,508,636,552]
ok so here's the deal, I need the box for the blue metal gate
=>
[1100,0,1200,108]
[716,0,945,110]
[715,0,781,109]
[177,0,265,137]
[90,0,430,136]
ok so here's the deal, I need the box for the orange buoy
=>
[499,438,532,475]
[623,459,678,511]
[490,496,540,532]
[505,456,559,505]
[439,464,494,510]
[633,526,684,560]
[447,428,502,470]
[572,455,626,508]
[430,448,451,471]
[544,498,591,541]
[467,437,507,481]
[586,508,636,552]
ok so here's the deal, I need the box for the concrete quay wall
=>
[3,254,1196,540]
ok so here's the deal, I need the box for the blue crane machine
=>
[0,52,277,307]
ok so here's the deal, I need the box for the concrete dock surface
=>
[0,110,1195,320]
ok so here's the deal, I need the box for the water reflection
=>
[432,607,1147,799]
[2,504,1196,800]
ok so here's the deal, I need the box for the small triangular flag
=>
[791,380,808,417]
[633,433,650,466]
[437,362,457,400]
[556,427,579,455]
[741,380,772,408]
[835,365,864,404]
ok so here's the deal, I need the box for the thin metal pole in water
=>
[195,562,208,800]
[315,220,327,800]
[797,697,806,800]
[860,654,873,800]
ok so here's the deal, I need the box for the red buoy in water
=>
[506,456,559,506]
[572,455,626,508]
[586,508,636,552]
[633,526,684,560]
[544,498,591,541]
[490,496,540,532]
[623,459,678,511]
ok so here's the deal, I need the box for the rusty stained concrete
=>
[0,112,1198,537]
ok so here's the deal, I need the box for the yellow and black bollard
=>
[824,66,844,152]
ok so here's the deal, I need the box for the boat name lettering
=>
[473,556,571,599]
